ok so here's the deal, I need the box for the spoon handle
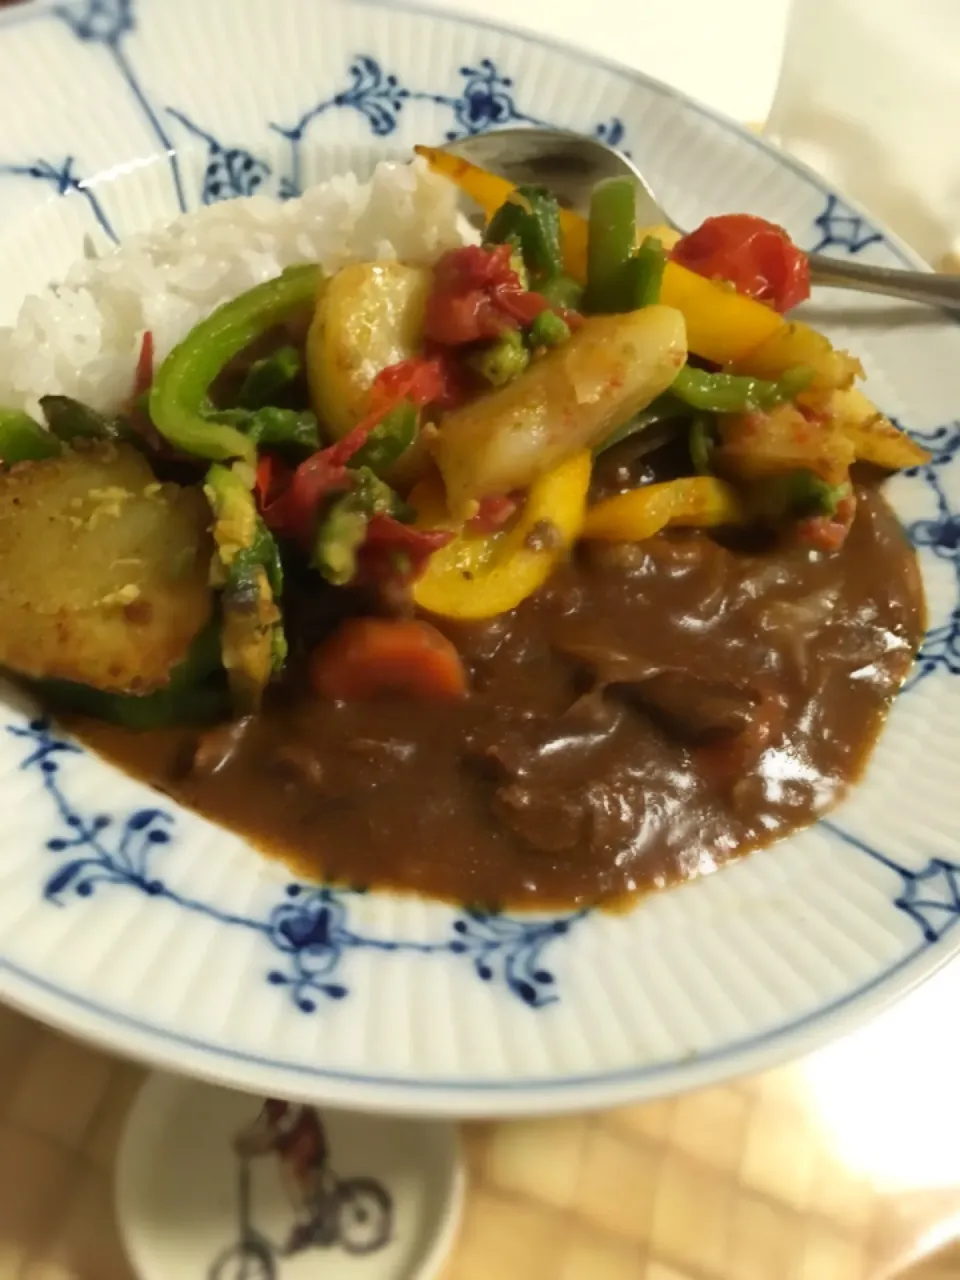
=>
[808,252,960,309]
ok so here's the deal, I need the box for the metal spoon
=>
[443,128,960,311]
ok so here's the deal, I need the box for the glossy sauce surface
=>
[73,483,924,909]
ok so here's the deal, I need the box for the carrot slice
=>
[309,618,469,702]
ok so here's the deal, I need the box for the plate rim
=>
[0,0,950,1114]
[0,917,951,1117]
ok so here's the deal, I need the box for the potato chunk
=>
[307,261,432,438]
[434,306,687,514]
[715,403,855,486]
[0,443,213,693]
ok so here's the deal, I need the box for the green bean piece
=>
[513,186,563,278]
[39,396,130,445]
[619,236,666,310]
[585,177,637,314]
[238,345,302,409]
[311,466,405,585]
[349,400,418,475]
[208,406,320,454]
[751,470,851,521]
[485,186,563,279]
[528,309,570,348]
[0,408,62,464]
[150,264,320,463]
[468,331,531,387]
[485,200,527,248]
[536,273,584,312]
[688,414,715,475]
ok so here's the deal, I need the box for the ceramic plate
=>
[0,0,957,1117]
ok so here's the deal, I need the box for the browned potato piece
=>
[715,404,855,486]
[0,443,213,693]
[828,386,931,470]
[307,261,432,438]
[434,306,688,515]
[732,320,863,401]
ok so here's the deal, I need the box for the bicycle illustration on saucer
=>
[209,1099,393,1279]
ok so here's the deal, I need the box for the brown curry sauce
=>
[71,477,924,911]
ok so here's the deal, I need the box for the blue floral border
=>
[10,719,586,1013]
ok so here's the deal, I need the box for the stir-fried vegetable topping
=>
[583,476,744,542]
[468,329,531,387]
[528,309,570,348]
[434,306,686,514]
[349,400,419,475]
[0,152,932,726]
[622,237,667,311]
[0,442,213,694]
[208,405,320,454]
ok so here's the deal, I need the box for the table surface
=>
[7,964,960,1280]
[3,1,960,1277]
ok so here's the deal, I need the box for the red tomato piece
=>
[424,244,557,346]
[424,288,512,345]
[671,214,811,313]
[371,354,464,412]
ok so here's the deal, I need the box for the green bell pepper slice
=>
[671,364,814,415]
[150,265,321,463]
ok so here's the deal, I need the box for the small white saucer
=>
[115,1072,465,1280]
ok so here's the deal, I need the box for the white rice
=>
[0,157,472,416]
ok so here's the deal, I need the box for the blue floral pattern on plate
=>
[10,719,586,1013]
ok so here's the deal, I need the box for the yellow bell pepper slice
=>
[582,477,744,542]
[414,145,783,366]
[411,451,592,620]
